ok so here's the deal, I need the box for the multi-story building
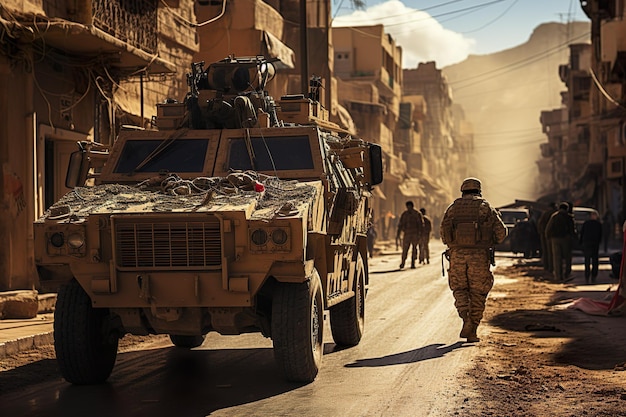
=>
[0,0,198,291]
[538,107,568,194]
[539,1,626,225]
[580,0,626,221]
[332,25,406,227]
[403,62,472,219]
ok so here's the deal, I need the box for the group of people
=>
[395,202,433,269]
[539,202,603,284]
[369,177,609,344]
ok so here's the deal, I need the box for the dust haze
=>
[443,22,590,207]
[334,2,589,207]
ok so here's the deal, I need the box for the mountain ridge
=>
[440,21,590,206]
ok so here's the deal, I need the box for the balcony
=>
[92,0,157,54]
[4,0,174,74]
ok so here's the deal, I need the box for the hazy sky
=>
[332,0,589,206]
[332,0,586,68]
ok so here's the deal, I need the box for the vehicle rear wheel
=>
[272,269,324,382]
[169,334,206,348]
[54,279,119,385]
[330,253,365,346]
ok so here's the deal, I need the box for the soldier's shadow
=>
[344,341,466,367]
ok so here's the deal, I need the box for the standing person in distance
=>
[537,203,557,271]
[545,202,577,283]
[440,177,507,343]
[419,208,432,264]
[396,201,424,269]
[580,211,602,283]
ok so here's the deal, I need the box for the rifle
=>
[441,249,450,277]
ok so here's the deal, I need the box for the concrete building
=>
[538,0,626,226]
[0,0,198,291]
[332,25,406,231]
[403,62,472,218]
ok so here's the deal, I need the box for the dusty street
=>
[462,255,626,417]
[1,243,626,416]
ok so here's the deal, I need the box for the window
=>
[227,136,313,171]
[114,139,209,173]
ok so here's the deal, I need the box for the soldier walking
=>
[419,208,432,264]
[440,178,507,343]
[396,201,424,269]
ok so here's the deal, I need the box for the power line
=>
[461,0,519,34]
[449,31,590,90]
[333,0,507,30]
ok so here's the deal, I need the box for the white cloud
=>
[332,0,476,68]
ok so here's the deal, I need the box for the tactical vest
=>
[446,198,492,248]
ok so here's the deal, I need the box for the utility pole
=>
[300,0,309,95]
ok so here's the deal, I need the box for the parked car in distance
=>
[496,208,529,252]
[572,206,600,231]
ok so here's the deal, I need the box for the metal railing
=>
[92,0,158,54]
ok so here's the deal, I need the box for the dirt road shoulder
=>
[456,259,626,416]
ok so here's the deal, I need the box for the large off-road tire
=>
[272,269,324,383]
[330,253,365,346]
[169,334,206,348]
[54,279,119,385]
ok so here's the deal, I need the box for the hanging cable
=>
[589,67,626,110]
[159,0,226,28]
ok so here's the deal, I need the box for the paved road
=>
[1,241,487,417]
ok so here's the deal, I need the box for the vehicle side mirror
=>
[369,144,383,186]
[65,150,89,188]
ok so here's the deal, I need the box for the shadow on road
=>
[344,341,467,368]
[1,345,306,417]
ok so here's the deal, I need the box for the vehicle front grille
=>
[114,216,221,269]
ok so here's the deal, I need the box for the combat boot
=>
[467,323,480,343]
[460,313,473,338]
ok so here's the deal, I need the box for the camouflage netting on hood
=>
[41,173,317,221]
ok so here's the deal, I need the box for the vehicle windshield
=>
[114,139,209,173]
[500,211,528,225]
[227,135,314,171]
[573,208,598,223]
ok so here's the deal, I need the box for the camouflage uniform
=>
[397,202,424,269]
[440,178,507,342]
[419,210,432,264]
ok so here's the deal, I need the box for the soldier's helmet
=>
[460,177,481,192]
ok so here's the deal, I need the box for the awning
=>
[262,31,295,69]
[372,187,386,200]
[417,172,448,197]
[334,104,357,135]
[398,178,425,198]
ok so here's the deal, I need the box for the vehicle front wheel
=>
[330,253,365,346]
[54,279,119,384]
[272,269,324,382]
[169,334,206,348]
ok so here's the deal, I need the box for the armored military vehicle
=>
[34,56,383,384]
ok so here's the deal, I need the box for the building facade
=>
[538,0,626,227]
[0,0,198,291]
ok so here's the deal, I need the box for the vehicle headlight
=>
[251,229,268,245]
[67,233,85,249]
[50,232,65,248]
[271,228,288,245]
